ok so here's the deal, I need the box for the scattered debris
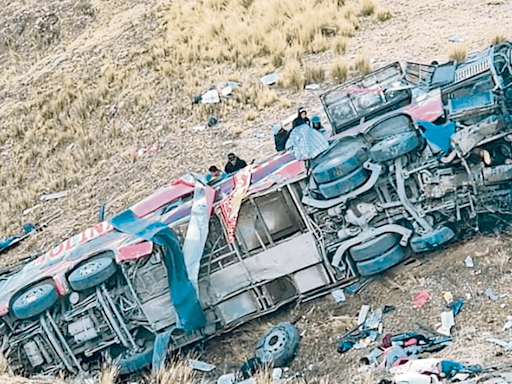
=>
[217,373,236,384]
[438,311,455,336]
[502,317,512,331]
[484,287,499,301]
[413,290,431,308]
[331,289,346,303]
[442,291,453,306]
[23,204,41,215]
[40,190,68,201]
[451,298,464,316]
[305,83,320,90]
[189,359,215,372]
[201,89,220,104]
[193,125,207,132]
[272,367,283,380]
[449,34,463,42]
[465,256,474,267]
[221,81,239,96]
[488,338,512,351]
[134,144,158,159]
[260,73,279,86]
[208,116,219,127]
[357,305,371,325]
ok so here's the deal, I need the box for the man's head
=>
[209,165,220,176]
[227,153,237,164]
[312,115,321,129]
[298,107,307,119]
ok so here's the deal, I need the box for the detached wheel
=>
[311,137,368,184]
[68,256,117,291]
[117,344,153,375]
[318,167,369,199]
[255,323,300,367]
[356,243,406,276]
[349,233,400,262]
[12,281,58,320]
[370,131,423,162]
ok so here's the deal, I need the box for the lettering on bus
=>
[33,221,114,266]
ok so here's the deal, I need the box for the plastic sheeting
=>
[110,210,206,331]
[182,182,216,292]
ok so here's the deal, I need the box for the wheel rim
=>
[21,287,44,305]
[78,261,103,277]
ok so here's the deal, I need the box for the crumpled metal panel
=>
[215,291,259,325]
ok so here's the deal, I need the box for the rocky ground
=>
[1,0,512,383]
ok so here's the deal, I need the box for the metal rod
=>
[96,286,130,349]
[101,284,138,351]
[40,313,75,373]
[120,265,155,334]
[46,311,83,372]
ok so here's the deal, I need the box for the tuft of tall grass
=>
[332,36,348,55]
[376,7,393,21]
[354,53,372,74]
[330,59,349,83]
[449,44,467,62]
[360,0,376,16]
[491,30,506,45]
[304,64,326,84]
[280,59,304,90]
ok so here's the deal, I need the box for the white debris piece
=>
[188,359,215,372]
[438,311,455,336]
[40,191,68,201]
[464,256,474,267]
[201,89,220,104]
[331,289,346,303]
[217,373,236,384]
[260,73,279,86]
[357,305,370,326]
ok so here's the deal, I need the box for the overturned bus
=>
[2,42,512,376]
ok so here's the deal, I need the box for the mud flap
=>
[410,226,455,253]
[152,331,172,373]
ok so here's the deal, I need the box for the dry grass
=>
[354,53,372,74]
[332,36,348,55]
[330,59,349,83]
[280,59,304,90]
[491,30,507,45]
[376,7,393,21]
[304,64,326,84]
[0,0,377,237]
[152,356,195,384]
[449,44,467,62]
[359,0,376,16]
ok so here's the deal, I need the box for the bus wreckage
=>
[1,41,512,376]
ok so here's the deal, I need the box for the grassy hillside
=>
[0,0,391,261]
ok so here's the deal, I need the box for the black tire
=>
[356,243,406,277]
[366,114,413,142]
[255,323,300,367]
[311,137,368,184]
[370,131,423,162]
[318,167,369,199]
[68,256,117,291]
[12,281,58,320]
[349,233,400,262]
[117,344,153,375]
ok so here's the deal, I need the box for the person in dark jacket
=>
[292,107,311,128]
[272,123,290,152]
[224,153,247,174]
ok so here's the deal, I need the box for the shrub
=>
[449,44,467,62]
[332,36,348,55]
[279,59,304,90]
[330,59,349,83]
[354,53,372,74]
[360,0,376,16]
[376,8,393,21]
